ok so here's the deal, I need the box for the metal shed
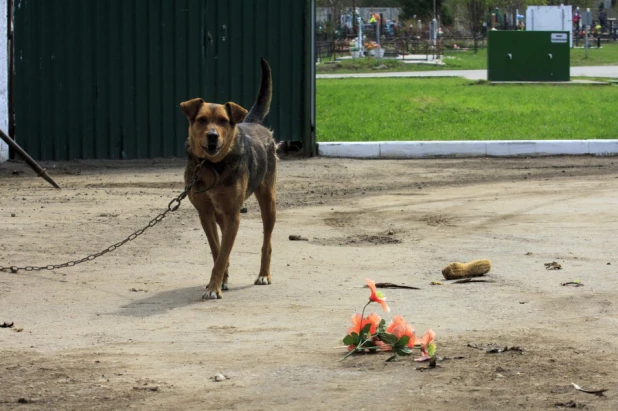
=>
[12,0,315,160]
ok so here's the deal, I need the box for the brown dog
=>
[180,58,276,300]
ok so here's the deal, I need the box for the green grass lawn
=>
[316,42,618,74]
[316,78,618,141]
[571,42,618,66]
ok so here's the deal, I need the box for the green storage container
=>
[488,31,570,82]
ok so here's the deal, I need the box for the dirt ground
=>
[1,155,617,410]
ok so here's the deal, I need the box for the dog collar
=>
[191,159,220,194]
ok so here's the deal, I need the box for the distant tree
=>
[396,0,453,26]
[316,0,349,32]
[460,0,490,34]
[445,0,564,34]
[358,0,400,6]
[318,0,402,8]
[316,0,347,6]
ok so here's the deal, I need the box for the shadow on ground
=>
[113,284,254,317]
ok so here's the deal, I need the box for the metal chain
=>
[0,161,214,274]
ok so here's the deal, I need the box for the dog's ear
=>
[224,102,248,125]
[180,98,204,121]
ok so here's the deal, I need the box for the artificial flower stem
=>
[339,301,374,361]
[340,338,370,361]
[360,301,371,323]
[356,301,372,353]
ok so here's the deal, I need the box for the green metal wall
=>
[13,0,314,160]
[488,31,570,82]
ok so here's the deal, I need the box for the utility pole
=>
[352,0,356,32]
[377,19,381,66]
[585,8,591,58]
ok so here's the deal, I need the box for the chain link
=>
[1,161,212,274]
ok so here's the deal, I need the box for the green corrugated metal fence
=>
[13,0,314,160]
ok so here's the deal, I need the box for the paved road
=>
[317,65,618,80]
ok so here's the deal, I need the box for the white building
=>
[526,5,573,48]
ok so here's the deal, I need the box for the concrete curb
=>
[317,140,618,159]
[316,66,618,81]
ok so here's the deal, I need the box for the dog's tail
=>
[243,58,272,125]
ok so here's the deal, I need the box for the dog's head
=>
[180,98,248,161]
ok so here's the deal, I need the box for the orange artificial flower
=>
[347,312,381,335]
[417,329,436,353]
[346,312,382,352]
[414,329,436,361]
[386,315,416,348]
[365,279,390,312]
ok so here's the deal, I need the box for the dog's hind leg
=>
[253,182,276,285]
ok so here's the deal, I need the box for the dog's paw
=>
[254,276,271,285]
[201,290,222,300]
[221,282,229,291]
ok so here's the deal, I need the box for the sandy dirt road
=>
[1,155,617,410]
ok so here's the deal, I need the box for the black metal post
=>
[0,129,61,189]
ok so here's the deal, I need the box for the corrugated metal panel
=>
[203,0,311,149]
[13,0,313,160]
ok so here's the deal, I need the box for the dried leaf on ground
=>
[453,278,495,284]
[467,343,524,354]
[561,281,583,287]
[571,382,607,396]
[370,282,420,290]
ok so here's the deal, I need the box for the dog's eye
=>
[196,118,207,125]
[217,118,229,125]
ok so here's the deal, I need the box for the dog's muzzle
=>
[204,131,219,154]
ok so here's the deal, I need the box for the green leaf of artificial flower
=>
[360,323,372,338]
[377,319,387,334]
[395,335,410,348]
[343,334,359,345]
[378,332,398,346]
[396,347,414,355]
[385,355,398,362]
[428,343,437,357]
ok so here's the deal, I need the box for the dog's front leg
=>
[202,212,240,300]
[197,210,232,290]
